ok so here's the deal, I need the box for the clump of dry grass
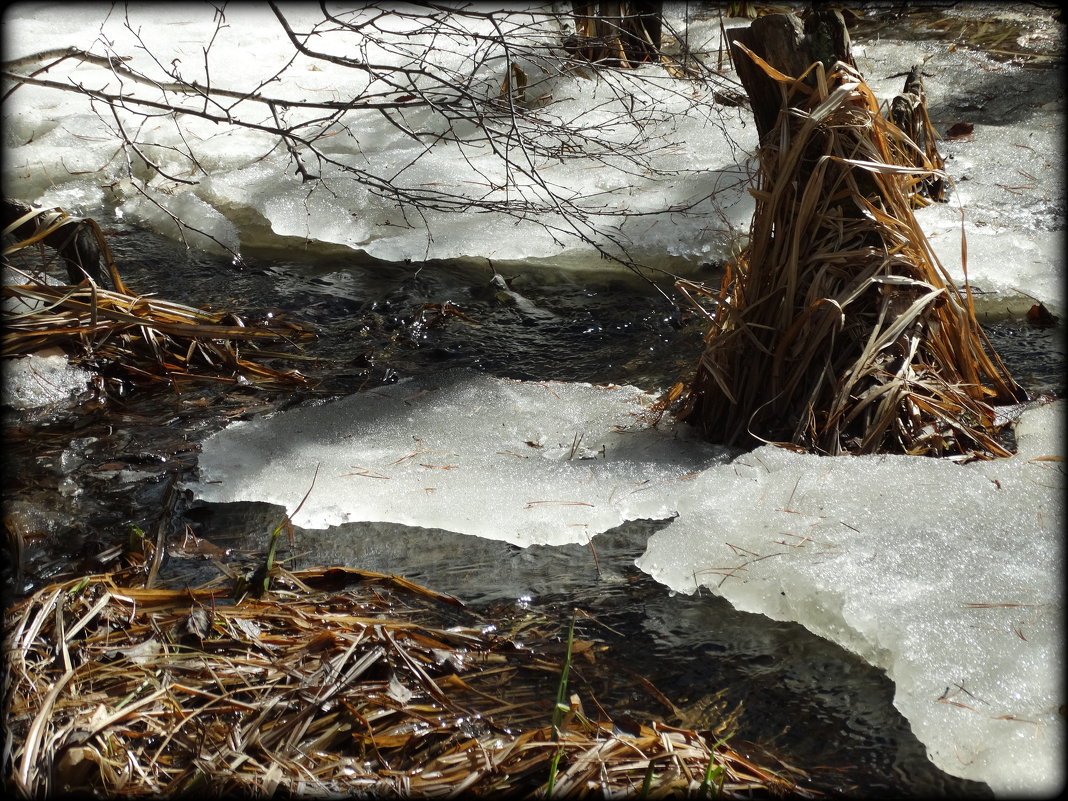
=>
[676,49,1022,459]
[3,566,818,798]
[3,205,316,394]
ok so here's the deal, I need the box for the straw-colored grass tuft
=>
[676,51,1022,460]
[3,205,317,395]
[3,566,819,798]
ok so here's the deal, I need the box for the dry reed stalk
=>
[3,209,317,392]
[3,567,818,798]
[678,49,1021,459]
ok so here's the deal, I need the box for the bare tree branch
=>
[2,3,750,280]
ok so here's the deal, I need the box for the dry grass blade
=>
[677,44,1021,460]
[3,206,317,393]
[3,567,820,798]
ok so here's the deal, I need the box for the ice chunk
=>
[638,402,1065,798]
[193,370,730,546]
[2,353,91,409]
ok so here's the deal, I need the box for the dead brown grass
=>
[3,566,819,798]
[676,50,1021,459]
[3,205,317,394]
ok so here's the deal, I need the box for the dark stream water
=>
[4,219,1063,796]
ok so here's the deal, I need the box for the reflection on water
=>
[983,319,1066,399]
[4,224,1059,796]
[176,503,992,796]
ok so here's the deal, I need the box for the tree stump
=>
[677,10,1022,459]
[727,10,855,145]
[567,2,663,68]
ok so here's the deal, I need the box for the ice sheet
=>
[3,6,1061,310]
[194,371,731,546]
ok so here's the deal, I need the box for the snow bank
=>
[3,6,1062,311]
[1,4,755,270]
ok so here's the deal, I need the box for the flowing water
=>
[4,220,1063,795]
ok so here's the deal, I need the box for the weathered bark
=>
[889,65,946,202]
[727,10,855,145]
